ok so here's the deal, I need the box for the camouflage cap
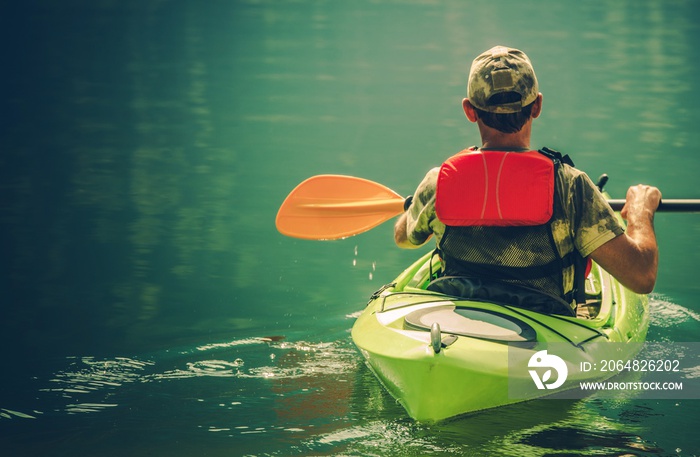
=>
[467,46,539,114]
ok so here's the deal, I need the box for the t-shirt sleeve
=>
[405,167,439,245]
[568,169,625,257]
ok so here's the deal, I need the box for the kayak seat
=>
[426,276,576,317]
[404,305,536,342]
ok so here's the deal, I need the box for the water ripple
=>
[0,408,39,420]
[29,337,359,419]
[40,356,155,397]
[648,294,700,328]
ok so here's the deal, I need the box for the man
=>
[394,45,661,315]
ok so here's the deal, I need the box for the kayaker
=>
[394,45,662,315]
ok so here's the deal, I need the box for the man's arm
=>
[590,185,662,294]
[393,169,439,249]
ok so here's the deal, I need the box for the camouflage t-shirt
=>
[405,162,625,293]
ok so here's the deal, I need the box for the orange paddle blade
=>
[275,175,406,240]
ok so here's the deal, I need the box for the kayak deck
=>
[351,251,649,422]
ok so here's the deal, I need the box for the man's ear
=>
[531,93,543,119]
[462,98,478,123]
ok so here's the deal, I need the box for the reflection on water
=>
[4,328,699,455]
[8,309,697,453]
[8,337,359,423]
[296,394,667,457]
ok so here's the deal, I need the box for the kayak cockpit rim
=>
[404,305,538,342]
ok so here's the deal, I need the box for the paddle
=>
[608,199,700,212]
[275,175,405,240]
[275,175,700,240]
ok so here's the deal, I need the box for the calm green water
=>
[2,0,700,455]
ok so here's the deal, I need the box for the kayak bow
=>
[351,251,649,422]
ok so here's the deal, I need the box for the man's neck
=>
[480,142,530,151]
[477,120,532,151]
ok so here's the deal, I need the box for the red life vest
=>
[435,148,554,227]
[430,147,587,313]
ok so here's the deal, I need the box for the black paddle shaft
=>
[607,199,700,213]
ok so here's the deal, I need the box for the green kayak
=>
[351,250,649,422]
[274,173,653,422]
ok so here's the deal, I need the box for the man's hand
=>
[394,212,429,249]
[620,184,662,222]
